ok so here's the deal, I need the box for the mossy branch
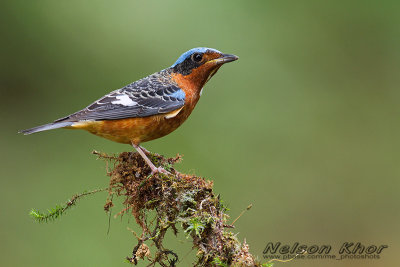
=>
[31,151,270,266]
[96,151,267,267]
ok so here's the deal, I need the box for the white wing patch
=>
[111,94,137,106]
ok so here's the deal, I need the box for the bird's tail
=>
[19,121,74,135]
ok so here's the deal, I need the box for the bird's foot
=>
[131,143,171,176]
[150,166,171,176]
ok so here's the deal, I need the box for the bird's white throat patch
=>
[165,107,183,119]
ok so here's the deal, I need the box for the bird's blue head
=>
[170,47,238,76]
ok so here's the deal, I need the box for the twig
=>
[230,204,253,227]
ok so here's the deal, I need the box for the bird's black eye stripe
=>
[191,53,203,63]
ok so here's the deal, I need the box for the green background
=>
[1,1,399,266]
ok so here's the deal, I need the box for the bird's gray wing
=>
[58,74,186,122]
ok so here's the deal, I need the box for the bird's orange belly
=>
[69,112,188,145]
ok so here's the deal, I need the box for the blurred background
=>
[1,1,399,266]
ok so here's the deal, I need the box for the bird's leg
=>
[139,146,163,159]
[139,146,151,155]
[131,143,170,175]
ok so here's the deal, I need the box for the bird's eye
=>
[191,53,203,63]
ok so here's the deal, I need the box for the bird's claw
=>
[151,166,171,176]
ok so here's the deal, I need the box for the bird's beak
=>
[220,53,239,63]
[208,53,239,65]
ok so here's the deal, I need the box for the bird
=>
[20,47,238,174]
